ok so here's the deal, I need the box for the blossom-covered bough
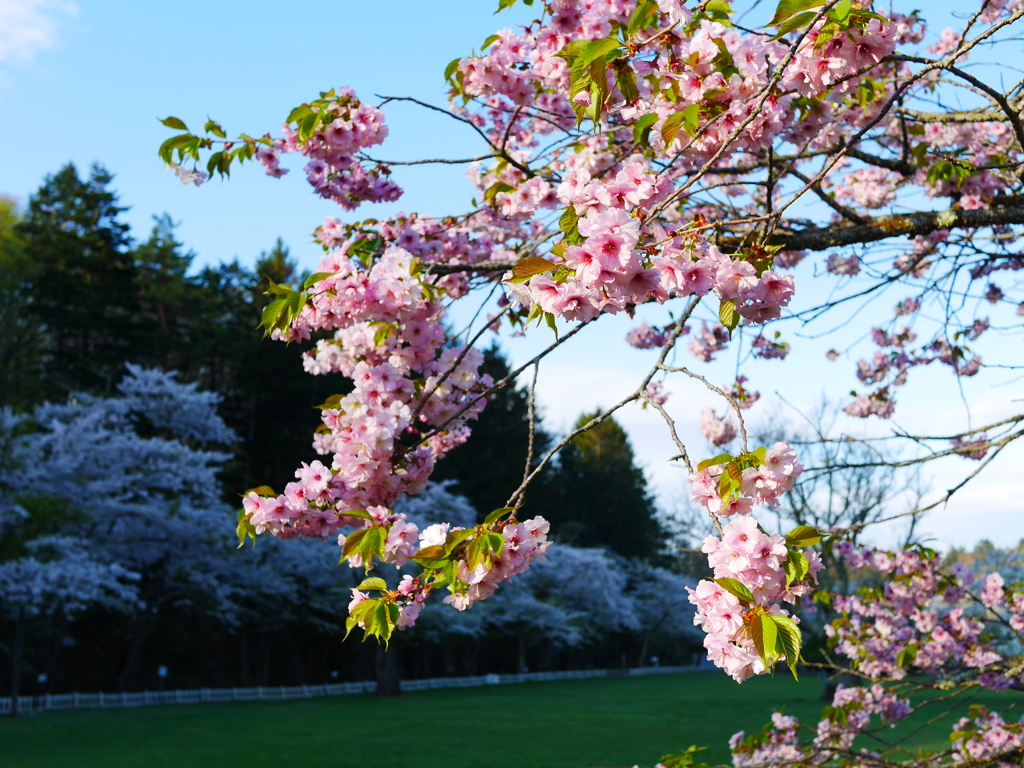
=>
[159,0,1023,764]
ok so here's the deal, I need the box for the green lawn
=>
[1,672,1019,768]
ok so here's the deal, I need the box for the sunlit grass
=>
[1,671,1019,768]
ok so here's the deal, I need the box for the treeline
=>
[0,163,690,696]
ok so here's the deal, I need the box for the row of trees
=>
[0,366,696,701]
[0,164,677,699]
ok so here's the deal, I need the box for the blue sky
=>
[2,0,1021,550]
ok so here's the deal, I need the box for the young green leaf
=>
[160,116,189,131]
[204,119,227,138]
[342,528,368,558]
[772,11,818,37]
[697,453,734,471]
[344,598,378,640]
[466,538,485,570]
[243,485,276,497]
[703,0,732,21]
[444,527,476,554]
[488,532,506,555]
[626,0,658,36]
[314,393,346,411]
[719,299,740,332]
[783,550,810,587]
[615,66,640,103]
[714,577,754,603]
[681,104,700,135]
[831,0,852,21]
[750,613,778,664]
[302,272,333,290]
[357,577,388,591]
[661,111,686,147]
[769,0,825,26]
[785,525,823,547]
[484,507,515,525]
[510,256,558,283]
[773,615,802,679]
[632,113,659,146]
[236,510,257,549]
[897,642,918,668]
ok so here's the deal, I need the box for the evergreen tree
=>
[0,197,44,410]
[546,411,663,559]
[432,345,553,518]
[133,213,198,371]
[17,163,140,399]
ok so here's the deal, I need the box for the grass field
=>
[1,672,1019,768]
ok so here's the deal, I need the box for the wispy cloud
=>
[0,0,78,68]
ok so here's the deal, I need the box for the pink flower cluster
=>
[727,375,760,410]
[441,516,551,611]
[626,322,671,349]
[700,408,737,447]
[950,433,990,461]
[689,442,803,517]
[507,166,794,326]
[951,707,1024,765]
[349,571,430,631]
[834,167,900,209]
[731,685,910,767]
[751,335,790,360]
[241,245,493,539]
[688,517,823,682]
[845,320,986,418]
[844,391,896,418]
[826,542,1020,686]
[346,514,552,630]
[826,253,861,276]
[645,380,671,406]
[689,322,730,362]
[170,163,208,186]
[255,146,288,178]
[274,88,402,210]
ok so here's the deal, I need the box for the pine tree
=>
[17,163,140,398]
[546,411,663,558]
[133,213,198,371]
[0,197,44,410]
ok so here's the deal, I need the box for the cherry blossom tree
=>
[0,367,355,697]
[156,0,1024,764]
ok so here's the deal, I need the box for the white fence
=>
[0,665,698,715]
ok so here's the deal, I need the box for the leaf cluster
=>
[157,116,270,180]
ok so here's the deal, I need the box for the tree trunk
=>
[375,639,402,697]
[637,631,652,668]
[10,605,26,718]
[517,629,528,674]
[117,614,152,691]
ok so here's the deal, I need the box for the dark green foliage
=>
[544,410,664,558]
[433,345,553,518]
[132,213,198,371]
[0,197,45,410]
[7,165,339,499]
[17,164,141,399]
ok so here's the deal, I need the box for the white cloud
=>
[0,0,78,67]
